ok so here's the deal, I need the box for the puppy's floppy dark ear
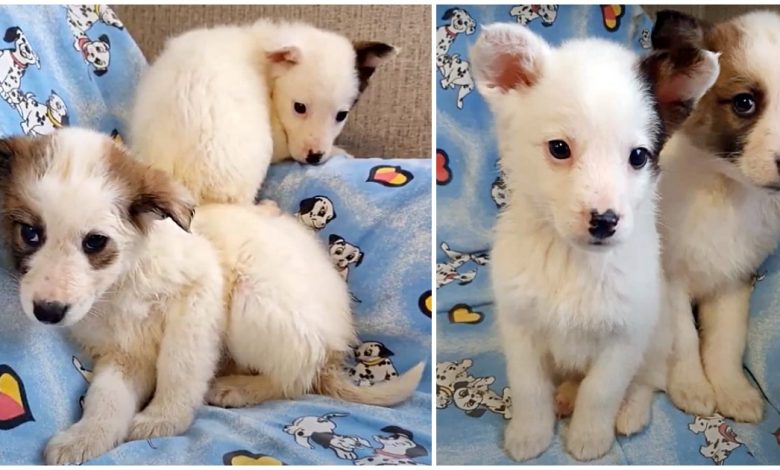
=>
[441,8,457,20]
[93,68,107,77]
[470,23,551,99]
[377,343,393,357]
[353,41,397,92]
[299,197,316,215]
[3,26,19,43]
[329,233,342,244]
[639,47,719,137]
[354,250,363,267]
[651,10,709,50]
[465,408,486,418]
[124,160,195,233]
[309,432,333,449]
[406,444,429,458]
[98,34,110,48]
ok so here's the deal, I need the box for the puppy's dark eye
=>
[629,147,650,170]
[732,93,756,117]
[294,102,307,114]
[82,233,109,254]
[548,140,571,160]
[19,223,43,248]
[335,111,348,122]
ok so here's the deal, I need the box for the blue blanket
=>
[0,5,431,465]
[436,3,780,465]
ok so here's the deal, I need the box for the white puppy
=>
[0,128,225,464]
[191,203,424,408]
[651,10,780,423]
[470,24,718,461]
[129,19,395,205]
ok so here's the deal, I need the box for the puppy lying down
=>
[0,128,423,465]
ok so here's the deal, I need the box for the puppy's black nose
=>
[306,152,324,165]
[588,209,619,240]
[32,301,69,325]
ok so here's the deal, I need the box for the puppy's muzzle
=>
[33,300,70,325]
[588,209,619,240]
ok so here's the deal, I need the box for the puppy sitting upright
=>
[0,129,225,464]
[652,10,780,423]
[130,19,396,205]
[470,24,718,460]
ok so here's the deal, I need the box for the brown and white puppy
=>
[653,10,780,422]
[0,128,225,464]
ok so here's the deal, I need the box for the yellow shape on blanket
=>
[448,305,483,324]
[0,373,22,405]
[230,455,283,466]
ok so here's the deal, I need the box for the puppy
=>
[190,203,424,408]
[0,26,39,100]
[298,195,336,230]
[349,341,398,386]
[0,128,225,464]
[329,234,363,281]
[129,19,396,205]
[471,23,718,460]
[651,10,780,423]
[7,89,69,136]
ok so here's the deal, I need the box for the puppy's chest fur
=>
[492,206,660,369]
[661,144,780,297]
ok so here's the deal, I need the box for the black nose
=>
[306,152,323,165]
[588,209,619,240]
[32,301,69,324]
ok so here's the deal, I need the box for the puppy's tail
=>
[314,354,425,407]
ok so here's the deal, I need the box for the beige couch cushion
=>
[115,5,431,158]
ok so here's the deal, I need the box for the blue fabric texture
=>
[0,5,431,465]
[436,3,780,465]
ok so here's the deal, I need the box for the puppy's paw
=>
[668,362,716,416]
[45,424,117,465]
[566,419,614,461]
[128,409,191,441]
[615,397,650,436]
[554,381,578,418]
[713,377,764,423]
[503,417,553,461]
[206,377,253,408]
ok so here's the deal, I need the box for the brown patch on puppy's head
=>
[652,10,780,188]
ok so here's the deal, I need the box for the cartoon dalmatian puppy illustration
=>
[689,414,745,465]
[298,195,336,230]
[438,54,474,110]
[437,242,489,288]
[65,5,125,76]
[436,359,473,408]
[71,356,92,409]
[509,5,559,26]
[7,89,69,136]
[436,8,476,61]
[451,376,512,419]
[354,426,428,465]
[348,341,399,386]
[491,175,508,208]
[329,234,364,281]
[639,29,651,49]
[284,413,371,461]
[0,27,39,101]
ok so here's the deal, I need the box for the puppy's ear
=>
[299,197,316,215]
[3,27,19,43]
[353,41,397,92]
[377,343,393,357]
[406,445,429,458]
[640,47,720,136]
[651,10,709,50]
[99,34,110,48]
[354,250,363,267]
[93,68,107,77]
[267,45,301,68]
[470,23,551,100]
[329,233,342,244]
[441,8,456,20]
[129,170,195,234]
[465,408,487,418]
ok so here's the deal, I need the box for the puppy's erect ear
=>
[640,47,720,136]
[651,10,709,50]
[470,23,551,99]
[353,41,397,92]
[267,45,301,66]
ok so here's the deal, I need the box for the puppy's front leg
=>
[45,359,154,465]
[128,292,222,440]
[499,320,555,461]
[699,280,763,422]
[566,340,640,461]
[666,280,716,416]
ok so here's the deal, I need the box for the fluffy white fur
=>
[659,11,780,423]
[471,23,718,461]
[129,19,395,205]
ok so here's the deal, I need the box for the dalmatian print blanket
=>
[436,4,780,465]
[0,5,431,465]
